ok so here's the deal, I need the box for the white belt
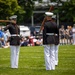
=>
[46,33,54,35]
[11,34,20,36]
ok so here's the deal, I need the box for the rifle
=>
[0,20,16,24]
[38,5,54,34]
[0,20,10,23]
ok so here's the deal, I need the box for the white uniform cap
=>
[73,24,75,27]
[45,12,53,16]
[52,15,56,19]
[30,36,34,39]
[9,15,17,20]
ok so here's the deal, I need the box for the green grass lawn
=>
[0,45,75,75]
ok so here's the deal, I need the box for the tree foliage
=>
[18,0,34,24]
[53,0,75,23]
[0,0,75,24]
[0,0,22,20]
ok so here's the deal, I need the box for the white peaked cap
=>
[9,15,17,20]
[52,15,56,19]
[45,12,53,16]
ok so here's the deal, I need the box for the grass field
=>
[0,45,75,75]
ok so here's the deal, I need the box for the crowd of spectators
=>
[0,24,75,48]
[59,24,75,45]
[20,36,43,47]
[0,26,9,48]
[0,26,43,48]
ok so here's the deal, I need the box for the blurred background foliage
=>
[0,0,75,25]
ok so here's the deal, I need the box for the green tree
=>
[58,0,75,23]
[54,0,75,23]
[0,0,22,20]
[18,0,34,24]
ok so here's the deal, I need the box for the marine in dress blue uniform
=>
[4,15,21,68]
[52,15,59,66]
[43,12,59,70]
